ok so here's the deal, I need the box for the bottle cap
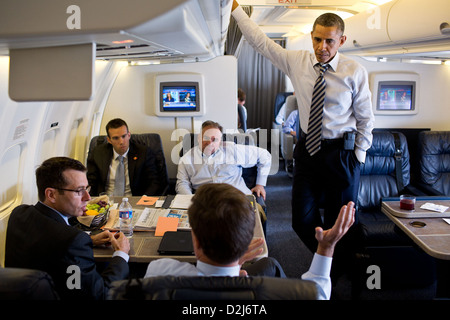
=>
[122,197,128,201]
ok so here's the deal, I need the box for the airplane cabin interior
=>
[1,0,450,304]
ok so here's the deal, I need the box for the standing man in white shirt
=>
[231,1,374,279]
[176,120,271,200]
[145,183,356,300]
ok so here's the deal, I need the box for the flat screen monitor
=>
[376,81,415,111]
[370,72,419,115]
[155,73,204,117]
[160,82,198,112]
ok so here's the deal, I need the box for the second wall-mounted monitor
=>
[370,72,419,115]
[155,73,205,117]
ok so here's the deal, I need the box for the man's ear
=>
[339,34,347,47]
[45,187,57,204]
[191,230,203,259]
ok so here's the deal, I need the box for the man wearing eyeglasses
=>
[5,157,130,300]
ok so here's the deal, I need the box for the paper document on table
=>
[134,208,191,230]
[420,202,449,213]
[154,217,179,237]
[134,208,169,231]
[170,194,194,209]
[167,209,190,230]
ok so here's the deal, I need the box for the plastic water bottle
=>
[119,197,133,238]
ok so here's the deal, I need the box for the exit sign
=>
[265,0,312,4]
[265,0,358,4]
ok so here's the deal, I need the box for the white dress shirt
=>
[144,254,332,300]
[232,6,375,163]
[176,141,271,195]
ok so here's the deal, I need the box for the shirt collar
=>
[196,260,241,277]
[197,145,221,158]
[39,201,70,225]
[113,148,129,160]
[312,51,339,72]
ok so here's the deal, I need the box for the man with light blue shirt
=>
[5,157,130,300]
[282,109,299,138]
[232,1,374,280]
[145,183,356,300]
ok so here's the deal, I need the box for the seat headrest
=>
[418,131,450,195]
[0,268,59,300]
[284,95,298,118]
[107,276,318,300]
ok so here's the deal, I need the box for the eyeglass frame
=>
[52,186,91,196]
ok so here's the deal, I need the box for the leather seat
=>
[108,276,317,300]
[88,133,169,195]
[0,267,59,300]
[357,131,413,245]
[417,131,450,196]
[353,130,437,299]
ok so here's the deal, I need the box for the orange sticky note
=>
[154,216,179,237]
[137,196,158,206]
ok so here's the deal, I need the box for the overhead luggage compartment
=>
[0,0,232,101]
[340,0,450,58]
[0,0,231,62]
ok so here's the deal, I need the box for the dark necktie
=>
[114,155,125,196]
[305,63,330,156]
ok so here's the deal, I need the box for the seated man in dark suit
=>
[87,118,164,196]
[5,157,130,300]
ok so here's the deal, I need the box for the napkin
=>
[420,202,449,213]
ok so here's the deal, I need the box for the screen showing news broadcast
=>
[162,85,197,111]
[377,83,413,110]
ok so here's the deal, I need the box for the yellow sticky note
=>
[155,216,179,237]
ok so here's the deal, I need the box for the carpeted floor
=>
[264,161,353,299]
[264,164,313,279]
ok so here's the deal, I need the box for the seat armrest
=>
[411,182,445,196]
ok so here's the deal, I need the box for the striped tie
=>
[305,63,330,156]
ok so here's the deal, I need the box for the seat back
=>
[418,131,450,196]
[280,96,298,161]
[358,131,410,212]
[0,268,59,300]
[237,104,247,133]
[89,133,169,194]
[108,276,317,300]
[273,92,293,119]
[181,132,257,189]
[353,131,437,300]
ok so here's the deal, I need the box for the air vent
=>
[95,43,181,59]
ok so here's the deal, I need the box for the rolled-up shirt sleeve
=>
[301,253,333,300]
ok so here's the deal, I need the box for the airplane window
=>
[0,144,21,214]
